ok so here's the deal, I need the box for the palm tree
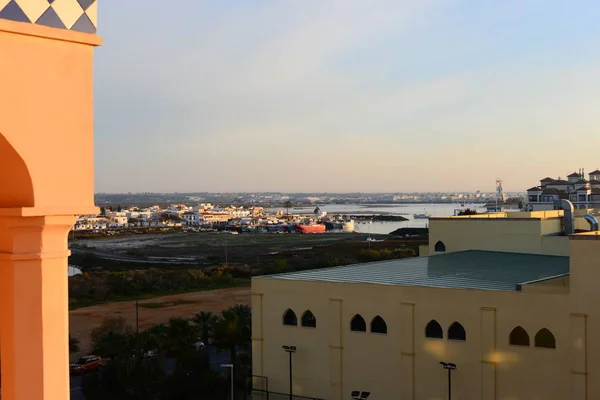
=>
[283,200,293,219]
[213,305,252,365]
[193,311,218,345]
[314,206,320,217]
[161,318,199,365]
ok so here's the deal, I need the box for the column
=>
[400,302,415,400]
[0,215,75,400]
[251,291,266,390]
[571,313,587,400]
[329,298,343,400]
[480,307,496,400]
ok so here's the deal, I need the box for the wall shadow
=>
[0,133,34,208]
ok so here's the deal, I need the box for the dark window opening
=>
[301,310,316,328]
[425,320,443,339]
[509,326,530,346]
[283,309,297,326]
[350,314,366,332]
[370,315,388,334]
[434,241,446,252]
[534,328,556,349]
[448,321,466,341]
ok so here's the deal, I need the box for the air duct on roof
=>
[554,199,575,235]
[584,214,599,231]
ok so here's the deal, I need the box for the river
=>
[280,203,487,234]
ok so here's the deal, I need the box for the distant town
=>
[95,190,523,207]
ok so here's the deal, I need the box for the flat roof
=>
[263,251,569,291]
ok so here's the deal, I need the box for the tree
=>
[160,318,199,369]
[283,200,293,219]
[93,331,131,360]
[194,311,218,345]
[91,317,133,347]
[314,206,320,217]
[69,335,80,354]
[213,305,252,366]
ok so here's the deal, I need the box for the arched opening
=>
[350,314,366,332]
[425,320,443,339]
[0,133,34,207]
[370,316,387,334]
[282,309,297,326]
[534,328,556,349]
[434,241,446,252]
[509,326,530,346]
[448,322,466,341]
[301,310,316,328]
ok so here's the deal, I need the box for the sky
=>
[94,0,600,193]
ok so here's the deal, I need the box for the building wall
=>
[429,218,550,255]
[252,278,572,400]
[0,21,100,211]
[428,213,596,257]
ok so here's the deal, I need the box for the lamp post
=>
[135,298,139,333]
[282,345,296,400]
[439,362,457,400]
[221,364,234,400]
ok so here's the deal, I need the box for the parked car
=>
[70,355,103,374]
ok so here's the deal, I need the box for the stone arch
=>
[0,132,34,207]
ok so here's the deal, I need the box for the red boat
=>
[294,223,326,234]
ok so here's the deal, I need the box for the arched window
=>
[534,328,556,349]
[283,309,297,326]
[301,310,316,328]
[350,314,366,332]
[425,320,443,339]
[509,326,530,346]
[434,241,446,252]
[448,322,466,341]
[371,316,388,334]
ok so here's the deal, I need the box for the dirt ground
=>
[69,286,250,354]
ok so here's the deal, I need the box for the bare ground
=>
[69,287,250,354]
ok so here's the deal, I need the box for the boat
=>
[342,220,355,232]
[366,237,384,242]
[294,223,326,234]
[413,213,431,219]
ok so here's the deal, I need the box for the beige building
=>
[251,205,600,399]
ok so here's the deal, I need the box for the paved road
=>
[70,375,85,400]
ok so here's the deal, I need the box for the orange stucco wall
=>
[0,20,101,211]
[0,16,101,400]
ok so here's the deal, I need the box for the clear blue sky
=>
[94,0,600,193]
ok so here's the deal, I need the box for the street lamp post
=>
[135,298,139,333]
[439,362,457,400]
[221,364,234,400]
[282,345,297,400]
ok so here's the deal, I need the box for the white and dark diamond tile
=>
[16,0,48,22]
[0,0,30,23]
[50,0,83,29]
[35,5,65,29]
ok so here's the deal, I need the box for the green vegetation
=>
[68,233,422,309]
[83,306,251,400]
[69,266,249,309]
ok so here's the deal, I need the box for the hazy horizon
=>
[94,1,600,193]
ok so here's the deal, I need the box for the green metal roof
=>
[264,251,569,291]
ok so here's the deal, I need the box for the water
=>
[277,203,486,235]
